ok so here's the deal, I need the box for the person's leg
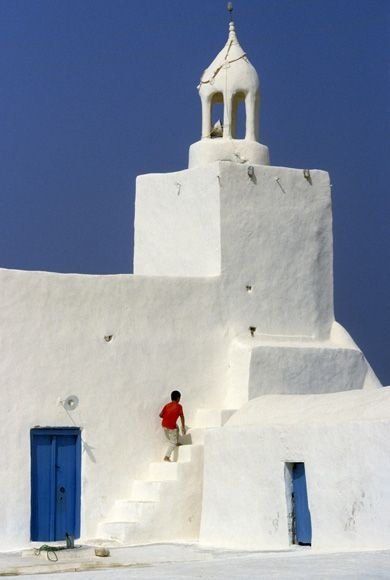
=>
[163,428,178,461]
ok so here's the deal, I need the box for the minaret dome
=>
[189,9,269,168]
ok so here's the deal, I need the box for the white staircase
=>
[96,407,236,545]
[183,408,236,445]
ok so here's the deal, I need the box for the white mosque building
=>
[1,14,389,553]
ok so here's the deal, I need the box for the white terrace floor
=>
[1,542,389,579]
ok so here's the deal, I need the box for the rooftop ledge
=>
[188,138,270,168]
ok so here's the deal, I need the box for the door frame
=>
[30,427,81,541]
[284,461,312,546]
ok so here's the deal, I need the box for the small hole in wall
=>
[249,326,256,337]
[104,335,113,342]
[246,285,253,293]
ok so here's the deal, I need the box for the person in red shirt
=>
[159,390,186,462]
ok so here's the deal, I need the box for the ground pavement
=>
[0,542,389,579]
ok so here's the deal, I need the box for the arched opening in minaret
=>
[210,92,224,138]
[231,92,246,139]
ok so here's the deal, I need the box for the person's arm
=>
[180,412,186,435]
[159,405,165,419]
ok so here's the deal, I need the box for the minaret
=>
[134,8,334,344]
[189,6,269,168]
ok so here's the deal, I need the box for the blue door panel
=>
[31,435,53,540]
[293,462,312,545]
[55,435,79,539]
[31,428,81,541]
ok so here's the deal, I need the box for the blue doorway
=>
[292,462,312,545]
[30,428,81,542]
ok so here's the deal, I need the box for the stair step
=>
[176,444,193,462]
[148,461,179,481]
[192,408,236,428]
[131,480,163,502]
[97,521,137,544]
[221,409,236,425]
[96,405,218,546]
[186,427,217,445]
[109,499,158,521]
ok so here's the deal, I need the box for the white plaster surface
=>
[226,388,390,426]
[133,164,221,277]
[135,162,334,339]
[217,164,334,339]
[189,139,270,168]
[248,344,369,396]
[0,268,230,550]
[224,319,382,408]
[97,444,204,544]
[200,389,390,551]
[0,154,382,550]
[0,9,386,557]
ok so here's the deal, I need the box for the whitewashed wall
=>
[0,269,229,550]
[224,334,379,408]
[200,389,390,551]
[0,162,381,550]
[135,162,333,339]
[134,165,222,277]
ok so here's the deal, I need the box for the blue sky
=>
[0,0,389,383]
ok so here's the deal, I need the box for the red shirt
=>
[160,402,183,430]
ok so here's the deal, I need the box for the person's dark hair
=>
[171,390,181,402]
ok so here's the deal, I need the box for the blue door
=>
[31,428,81,541]
[292,462,312,545]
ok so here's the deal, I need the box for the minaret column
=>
[201,94,212,139]
[245,91,259,141]
[223,89,233,139]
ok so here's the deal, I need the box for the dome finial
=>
[188,3,270,168]
[227,2,234,32]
